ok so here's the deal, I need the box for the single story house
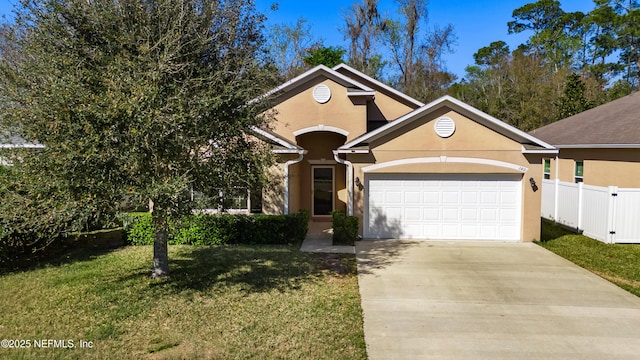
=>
[256,64,556,242]
[530,91,640,187]
[529,91,640,243]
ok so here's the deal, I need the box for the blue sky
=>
[256,0,594,79]
[0,0,595,79]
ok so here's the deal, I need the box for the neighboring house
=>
[529,91,640,243]
[256,64,556,242]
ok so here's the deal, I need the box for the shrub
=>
[121,210,310,246]
[120,212,154,246]
[332,211,359,246]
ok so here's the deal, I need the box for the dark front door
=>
[312,166,334,216]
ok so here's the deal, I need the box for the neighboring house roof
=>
[339,95,556,154]
[529,91,640,148]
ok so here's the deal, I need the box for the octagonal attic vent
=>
[434,117,456,138]
[313,84,331,104]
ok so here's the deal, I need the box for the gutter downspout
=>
[284,151,305,215]
[333,150,354,216]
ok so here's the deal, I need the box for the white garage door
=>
[365,174,522,241]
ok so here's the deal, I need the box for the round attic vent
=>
[434,117,456,138]
[313,84,331,104]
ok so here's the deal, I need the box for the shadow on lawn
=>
[150,245,345,294]
[0,229,125,274]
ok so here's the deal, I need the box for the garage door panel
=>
[442,208,459,220]
[423,208,440,221]
[461,208,478,220]
[404,191,421,203]
[365,174,522,241]
[423,192,440,203]
[385,191,403,204]
[480,192,498,204]
[403,207,422,221]
[461,191,478,204]
[461,224,478,237]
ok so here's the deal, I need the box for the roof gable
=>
[332,64,424,109]
[340,95,555,153]
[256,65,375,106]
[530,91,640,147]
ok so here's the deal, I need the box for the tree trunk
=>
[151,210,170,278]
[152,228,170,278]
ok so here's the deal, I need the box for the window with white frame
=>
[543,158,551,179]
[191,186,261,213]
[574,161,584,183]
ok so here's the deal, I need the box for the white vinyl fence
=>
[541,179,640,244]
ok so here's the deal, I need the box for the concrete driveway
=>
[356,240,640,359]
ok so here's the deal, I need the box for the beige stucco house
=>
[256,64,556,242]
[530,91,640,188]
[529,91,640,243]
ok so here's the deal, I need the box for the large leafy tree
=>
[0,0,276,276]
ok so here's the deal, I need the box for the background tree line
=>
[266,0,640,131]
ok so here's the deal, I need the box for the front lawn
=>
[538,220,640,297]
[0,245,366,359]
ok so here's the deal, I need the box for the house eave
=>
[554,144,640,149]
[340,95,555,151]
[272,149,308,154]
[335,148,370,154]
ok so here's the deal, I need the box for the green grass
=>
[537,220,640,297]
[0,245,366,359]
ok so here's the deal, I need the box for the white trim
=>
[335,148,370,154]
[340,95,555,151]
[251,126,299,150]
[362,157,528,173]
[554,144,640,149]
[292,125,349,137]
[332,63,424,107]
[311,165,335,217]
[521,146,559,154]
[272,149,306,154]
[252,64,375,104]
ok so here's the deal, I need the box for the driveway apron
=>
[356,240,640,360]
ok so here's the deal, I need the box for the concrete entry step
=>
[299,221,355,254]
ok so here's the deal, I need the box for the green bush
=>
[120,212,154,246]
[332,211,359,246]
[121,210,310,246]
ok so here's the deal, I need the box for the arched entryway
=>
[294,131,347,219]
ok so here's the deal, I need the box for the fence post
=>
[554,178,559,221]
[607,186,618,244]
[577,182,584,230]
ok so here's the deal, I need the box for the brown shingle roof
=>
[529,91,640,146]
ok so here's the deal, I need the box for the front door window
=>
[312,166,334,216]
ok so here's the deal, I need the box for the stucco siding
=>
[262,163,285,215]
[552,149,640,188]
[372,110,523,153]
[345,108,544,242]
[270,79,367,143]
